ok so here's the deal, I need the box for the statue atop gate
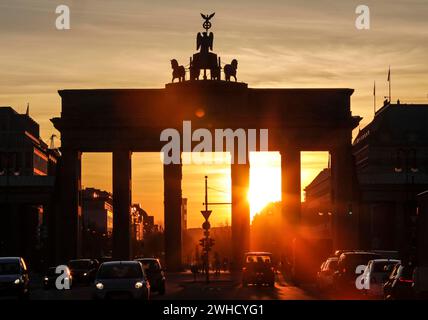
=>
[170,13,238,82]
[197,13,215,54]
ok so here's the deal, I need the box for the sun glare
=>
[248,151,330,222]
[248,152,282,221]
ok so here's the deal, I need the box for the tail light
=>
[398,277,413,283]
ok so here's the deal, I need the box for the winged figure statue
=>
[200,13,215,21]
[197,32,213,53]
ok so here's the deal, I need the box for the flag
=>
[387,66,391,82]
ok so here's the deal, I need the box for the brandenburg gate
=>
[51,14,361,270]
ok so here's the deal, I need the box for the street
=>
[26,271,323,300]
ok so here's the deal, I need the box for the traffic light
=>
[199,238,205,247]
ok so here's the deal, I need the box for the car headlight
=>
[44,277,49,281]
[135,282,143,289]
[83,273,88,277]
[14,278,21,285]
[96,282,104,290]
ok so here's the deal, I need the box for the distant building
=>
[81,188,113,235]
[353,103,428,257]
[304,168,332,214]
[131,203,158,239]
[0,106,59,269]
[302,168,332,238]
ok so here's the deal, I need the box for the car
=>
[93,261,150,300]
[0,257,30,299]
[334,250,355,257]
[383,263,415,300]
[68,259,99,285]
[99,256,112,264]
[43,266,73,290]
[242,252,275,287]
[334,251,382,294]
[316,257,338,291]
[361,259,400,297]
[135,258,165,295]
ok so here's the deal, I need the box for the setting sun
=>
[248,151,330,222]
[248,152,282,221]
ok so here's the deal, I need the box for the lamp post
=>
[200,176,215,283]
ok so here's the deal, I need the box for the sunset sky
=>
[1,0,427,227]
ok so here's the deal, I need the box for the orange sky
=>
[82,151,329,228]
[1,0,427,227]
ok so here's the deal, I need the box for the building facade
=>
[302,103,428,261]
[81,188,113,235]
[302,168,333,238]
[0,106,59,270]
[353,103,428,259]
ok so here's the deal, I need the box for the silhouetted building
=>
[81,188,113,235]
[131,204,158,239]
[80,188,113,258]
[353,103,428,257]
[302,168,332,238]
[0,106,58,176]
[0,106,59,269]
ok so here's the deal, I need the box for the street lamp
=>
[200,176,215,283]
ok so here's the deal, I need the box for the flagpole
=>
[388,66,392,103]
[373,81,376,115]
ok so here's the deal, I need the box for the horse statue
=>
[171,59,185,83]
[224,59,238,82]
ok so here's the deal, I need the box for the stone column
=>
[112,149,132,260]
[163,162,182,271]
[281,149,301,225]
[57,149,81,263]
[231,159,250,270]
[331,142,358,250]
[280,149,302,280]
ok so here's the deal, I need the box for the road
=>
[26,271,323,300]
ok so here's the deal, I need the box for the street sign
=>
[200,210,212,220]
